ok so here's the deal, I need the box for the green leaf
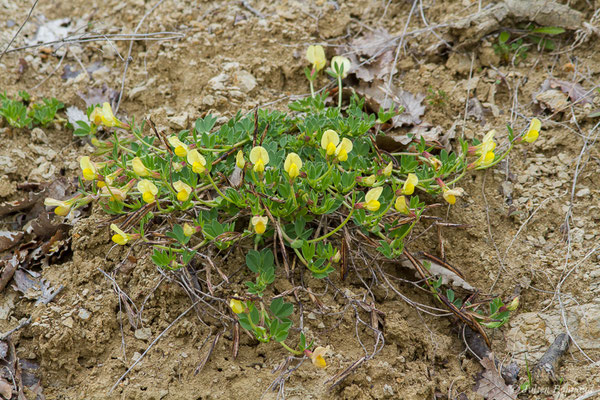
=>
[499,31,510,44]
[531,26,565,35]
[270,298,294,319]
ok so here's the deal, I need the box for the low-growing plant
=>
[0,91,64,128]
[45,47,542,367]
[494,25,565,65]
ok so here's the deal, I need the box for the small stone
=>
[62,317,74,328]
[307,312,317,320]
[168,113,189,130]
[208,73,228,91]
[29,161,56,181]
[317,322,325,329]
[78,308,91,320]
[576,188,590,197]
[30,127,48,144]
[202,94,215,106]
[135,327,152,341]
[132,352,143,362]
[234,70,256,93]
[383,384,394,396]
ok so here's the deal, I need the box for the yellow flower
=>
[306,45,326,71]
[310,346,328,369]
[183,223,195,237]
[394,196,409,214]
[101,185,127,202]
[335,138,353,162]
[173,180,192,202]
[80,156,97,181]
[44,198,72,216]
[331,56,351,78]
[321,130,339,156]
[402,173,418,195]
[187,149,207,174]
[236,150,246,169]
[475,150,495,168]
[249,146,269,173]
[507,296,519,311]
[168,136,189,157]
[442,187,464,205]
[230,299,244,314]
[429,156,442,170]
[89,102,122,127]
[110,224,132,245]
[137,179,158,203]
[251,216,268,234]
[362,175,376,186]
[332,250,341,263]
[284,152,302,179]
[364,187,383,212]
[524,118,541,143]
[476,130,497,155]
[382,161,393,177]
[132,157,150,177]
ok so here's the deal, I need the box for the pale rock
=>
[132,352,143,362]
[62,317,74,328]
[0,156,17,174]
[135,327,152,341]
[168,113,189,130]
[29,161,56,181]
[576,187,590,197]
[208,73,228,91]
[31,127,48,144]
[78,308,91,320]
[202,95,215,106]
[234,70,257,93]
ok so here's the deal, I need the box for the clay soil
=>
[1,0,600,399]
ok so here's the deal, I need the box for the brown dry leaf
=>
[400,256,474,291]
[474,356,517,400]
[535,78,592,108]
[0,378,11,399]
[355,80,425,127]
[0,231,23,252]
[346,28,397,82]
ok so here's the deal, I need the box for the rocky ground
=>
[1,0,600,399]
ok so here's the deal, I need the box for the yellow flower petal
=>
[229,299,244,314]
[168,136,188,157]
[80,156,97,181]
[132,157,149,177]
[402,173,418,195]
[395,196,409,214]
[284,153,302,179]
[310,346,328,369]
[443,187,464,205]
[306,45,326,71]
[236,150,245,169]
[251,216,268,234]
[137,179,158,203]
[187,149,206,174]
[173,180,192,202]
[335,138,353,161]
[183,223,195,237]
[365,186,383,203]
[249,146,269,165]
[320,130,339,155]
[110,224,130,245]
[383,161,393,177]
[100,102,120,127]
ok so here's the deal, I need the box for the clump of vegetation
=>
[0,91,64,128]
[42,45,542,367]
[494,25,565,65]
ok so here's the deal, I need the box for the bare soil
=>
[1,0,600,399]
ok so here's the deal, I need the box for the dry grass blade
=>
[326,356,366,390]
[195,330,223,375]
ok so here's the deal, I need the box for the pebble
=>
[576,187,590,197]
[234,70,256,93]
[78,308,91,320]
[62,317,74,328]
[135,327,152,341]
[30,128,48,144]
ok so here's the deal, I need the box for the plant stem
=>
[337,75,342,109]
[206,173,234,203]
[307,207,354,243]
[280,341,303,355]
